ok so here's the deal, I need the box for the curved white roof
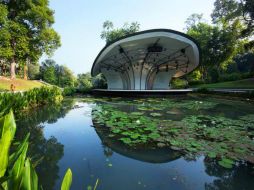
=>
[92,29,200,78]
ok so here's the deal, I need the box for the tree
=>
[101,20,140,43]
[40,59,76,87]
[0,0,61,79]
[55,65,76,87]
[186,14,242,81]
[28,63,40,79]
[212,0,254,50]
[77,73,92,92]
[92,73,107,89]
[40,59,57,84]
[184,13,205,31]
[0,4,12,71]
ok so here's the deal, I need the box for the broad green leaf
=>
[19,159,39,190]
[0,111,16,178]
[61,168,72,190]
[218,158,234,169]
[9,142,29,190]
[9,133,30,166]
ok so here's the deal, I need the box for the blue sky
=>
[46,0,215,75]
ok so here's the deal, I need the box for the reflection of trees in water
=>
[15,99,75,190]
[204,158,254,190]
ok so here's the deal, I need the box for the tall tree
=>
[186,14,242,81]
[101,20,140,44]
[77,73,92,92]
[0,0,61,79]
[40,59,57,84]
[55,65,76,87]
[212,0,254,50]
[40,59,76,87]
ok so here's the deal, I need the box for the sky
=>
[45,0,215,75]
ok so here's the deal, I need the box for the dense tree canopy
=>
[186,14,243,81]
[40,59,76,88]
[212,0,254,50]
[77,73,92,92]
[0,0,61,79]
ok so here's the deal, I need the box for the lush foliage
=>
[0,109,74,190]
[76,73,92,92]
[212,0,254,51]
[90,97,254,169]
[0,0,61,79]
[0,86,63,113]
[184,0,254,84]
[171,78,188,89]
[40,59,76,88]
[186,16,243,82]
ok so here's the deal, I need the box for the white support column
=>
[101,69,124,90]
[152,70,175,90]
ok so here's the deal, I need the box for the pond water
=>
[15,95,254,190]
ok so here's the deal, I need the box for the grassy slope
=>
[0,77,44,91]
[193,78,254,89]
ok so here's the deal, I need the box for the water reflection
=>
[12,97,254,190]
[90,98,254,190]
[204,159,254,190]
[95,124,181,163]
[15,99,75,190]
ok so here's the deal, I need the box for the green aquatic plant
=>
[0,86,63,114]
[218,158,234,169]
[92,101,254,169]
[150,113,162,117]
[0,110,39,190]
[61,168,72,190]
[92,105,161,146]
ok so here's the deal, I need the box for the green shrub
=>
[171,78,188,89]
[0,86,63,113]
[218,72,252,82]
[218,73,242,82]
[63,87,77,96]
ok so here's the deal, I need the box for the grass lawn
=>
[0,77,45,91]
[193,78,254,89]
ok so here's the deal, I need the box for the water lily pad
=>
[150,113,162,117]
[208,152,217,158]
[218,158,234,169]
[131,112,144,116]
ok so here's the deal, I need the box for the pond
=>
[15,95,254,190]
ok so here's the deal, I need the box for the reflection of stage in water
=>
[92,118,181,164]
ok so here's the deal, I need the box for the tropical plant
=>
[0,110,74,190]
[0,86,63,114]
